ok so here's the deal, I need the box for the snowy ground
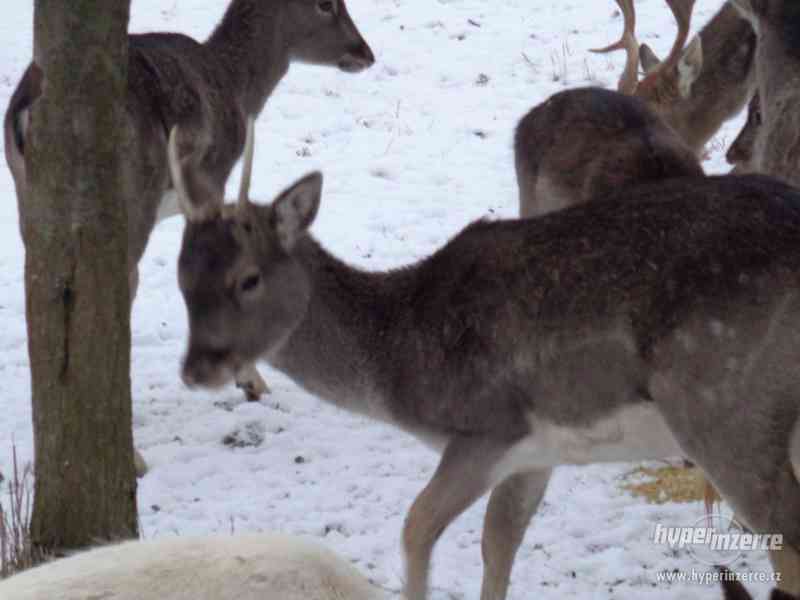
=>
[0,1,776,598]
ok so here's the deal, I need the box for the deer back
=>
[515,87,702,218]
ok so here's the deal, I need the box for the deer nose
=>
[339,42,375,72]
[357,42,375,67]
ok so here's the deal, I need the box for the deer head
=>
[283,0,375,72]
[592,0,704,129]
[169,117,320,390]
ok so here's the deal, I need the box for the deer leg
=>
[235,363,270,401]
[690,461,800,593]
[403,435,514,600]
[649,375,800,592]
[479,468,552,600]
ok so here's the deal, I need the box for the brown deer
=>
[514,0,756,218]
[726,93,762,173]
[4,0,374,408]
[731,1,800,187]
[170,118,800,599]
[594,0,757,157]
[514,87,702,217]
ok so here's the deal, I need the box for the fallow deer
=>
[0,532,385,600]
[170,118,800,599]
[514,0,743,218]
[595,0,757,157]
[514,87,702,217]
[4,0,375,407]
[731,1,800,187]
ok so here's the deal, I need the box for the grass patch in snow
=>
[620,464,706,504]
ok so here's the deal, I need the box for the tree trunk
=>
[23,0,137,551]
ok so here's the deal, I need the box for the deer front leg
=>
[403,435,514,600]
[235,363,270,401]
[480,469,552,600]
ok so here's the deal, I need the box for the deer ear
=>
[639,44,661,74]
[168,125,223,223]
[270,171,322,252]
[677,36,703,98]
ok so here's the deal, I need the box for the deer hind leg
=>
[687,444,800,592]
[687,457,800,593]
[480,468,552,600]
[235,363,270,401]
[403,435,515,600]
[649,374,800,592]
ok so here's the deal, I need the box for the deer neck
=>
[675,4,757,153]
[268,237,412,421]
[204,1,290,116]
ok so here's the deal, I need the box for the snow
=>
[0,1,773,599]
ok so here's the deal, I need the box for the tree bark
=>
[24,0,137,551]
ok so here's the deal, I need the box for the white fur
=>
[491,404,682,484]
[0,533,385,600]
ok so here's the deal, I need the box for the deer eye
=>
[318,0,335,14]
[240,273,261,293]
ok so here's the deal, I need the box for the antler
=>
[658,0,695,74]
[591,0,639,94]
[238,115,256,208]
[167,125,189,206]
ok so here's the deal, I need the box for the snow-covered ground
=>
[0,1,775,598]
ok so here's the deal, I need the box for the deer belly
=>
[492,404,682,480]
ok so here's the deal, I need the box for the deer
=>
[513,0,756,217]
[514,86,703,217]
[731,1,800,188]
[0,532,385,600]
[3,0,375,414]
[593,0,757,157]
[516,0,756,510]
[726,93,762,174]
[168,116,800,599]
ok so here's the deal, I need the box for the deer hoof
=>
[236,378,271,401]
